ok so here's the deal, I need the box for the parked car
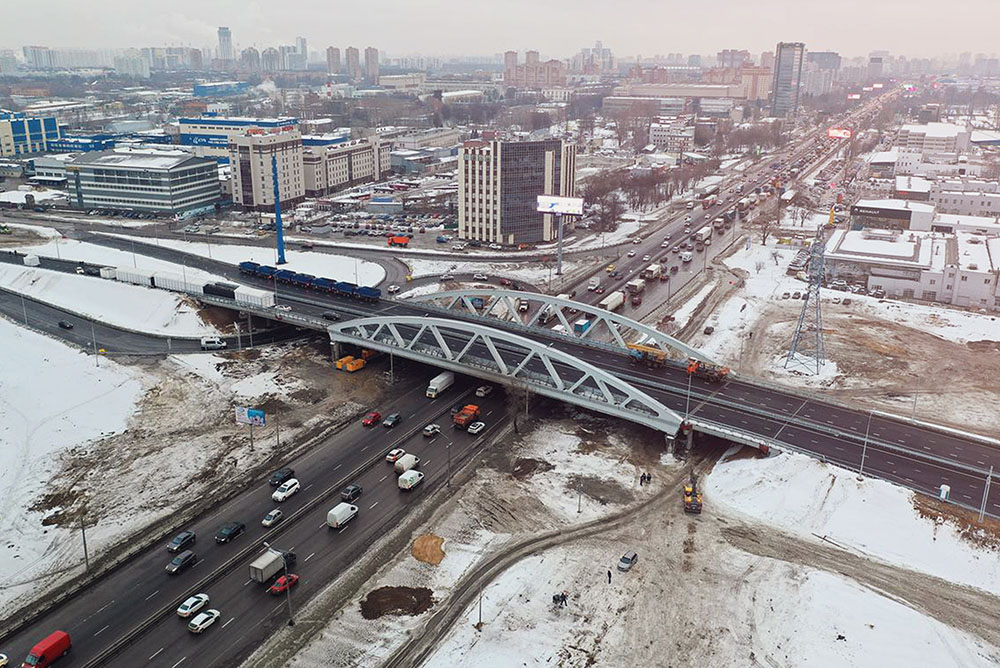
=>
[187,609,221,634]
[176,593,210,618]
[271,478,300,502]
[262,509,284,527]
[467,421,486,435]
[268,573,299,595]
[167,530,196,553]
[268,468,294,486]
[617,550,639,572]
[362,411,382,427]
[385,448,406,463]
[382,413,401,428]
[341,484,363,502]
[214,521,246,544]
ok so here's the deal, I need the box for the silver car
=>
[617,551,638,572]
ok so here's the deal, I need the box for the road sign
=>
[235,406,266,426]
[536,195,584,216]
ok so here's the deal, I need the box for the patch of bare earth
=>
[359,586,433,620]
[411,534,445,565]
[913,495,1000,551]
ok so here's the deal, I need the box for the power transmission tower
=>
[785,227,827,375]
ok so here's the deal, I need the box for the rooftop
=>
[853,198,936,214]
[71,148,207,170]
[898,122,968,139]
[894,175,932,193]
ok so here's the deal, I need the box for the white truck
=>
[23,254,40,267]
[625,278,646,294]
[588,277,601,291]
[393,453,420,474]
[398,470,425,490]
[248,548,295,583]
[425,371,455,398]
[517,297,528,312]
[326,502,359,529]
[640,264,661,280]
[695,226,713,244]
[680,251,694,263]
[598,290,626,312]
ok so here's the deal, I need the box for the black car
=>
[215,521,246,544]
[165,550,197,574]
[57,321,74,330]
[382,413,401,428]
[167,529,196,553]
[321,311,340,321]
[341,484,363,502]
[268,467,294,486]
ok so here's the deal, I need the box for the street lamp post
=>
[859,411,872,476]
[263,542,295,626]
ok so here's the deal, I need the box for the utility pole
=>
[80,514,90,573]
[235,322,242,351]
[979,466,993,523]
[91,323,99,367]
[20,293,28,325]
[247,313,254,348]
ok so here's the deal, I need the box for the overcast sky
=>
[0,0,994,60]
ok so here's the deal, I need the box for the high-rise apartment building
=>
[217,27,234,62]
[503,50,567,88]
[228,128,305,212]
[717,49,751,69]
[345,47,361,80]
[806,51,841,72]
[302,135,391,196]
[261,48,280,72]
[458,139,576,245]
[760,51,774,69]
[364,47,380,83]
[241,47,261,71]
[770,42,805,116]
[326,47,341,74]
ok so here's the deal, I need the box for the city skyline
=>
[0,0,996,60]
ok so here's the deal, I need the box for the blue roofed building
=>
[178,114,298,161]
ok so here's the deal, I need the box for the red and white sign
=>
[828,127,853,139]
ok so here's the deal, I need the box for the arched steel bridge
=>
[327,315,685,434]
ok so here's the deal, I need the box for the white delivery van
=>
[200,336,226,350]
[398,470,425,491]
[326,502,359,529]
[588,277,600,291]
[394,454,420,474]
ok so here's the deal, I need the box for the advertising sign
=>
[235,406,266,426]
[536,195,584,216]
[846,93,862,100]
[828,127,853,139]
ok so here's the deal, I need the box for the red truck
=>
[453,404,480,429]
[22,630,72,668]
[387,236,410,248]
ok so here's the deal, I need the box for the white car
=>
[467,421,486,435]
[271,478,300,502]
[472,273,489,281]
[387,285,401,294]
[642,254,651,262]
[262,509,284,527]
[631,238,642,244]
[176,593,210,618]
[0,652,7,667]
[685,215,692,222]
[187,608,221,634]
[488,243,502,250]
[440,274,455,281]
[274,304,292,312]
[661,242,670,248]
[475,385,494,398]
[627,250,636,257]
[423,423,441,437]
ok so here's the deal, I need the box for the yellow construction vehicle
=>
[683,473,703,514]
[626,342,667,368]
[335,355,354,370]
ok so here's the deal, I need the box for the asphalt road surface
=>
[1,372,505,668]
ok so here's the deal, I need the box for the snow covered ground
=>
[404,257,578,287]
[0,316,144,603]
[707,450,1000,597]
[2,222,61,238]
[0,265,220,336]
[118,236,386,285]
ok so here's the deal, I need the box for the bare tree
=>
[747,207,779,245]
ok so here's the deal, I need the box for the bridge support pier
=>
[685,428,694,452]
[330,340,342,361]
[664,433,675,456]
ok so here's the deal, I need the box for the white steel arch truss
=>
[405,289,712,362]
[328,316,683,434]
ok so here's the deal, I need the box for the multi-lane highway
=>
[1,373,507,667]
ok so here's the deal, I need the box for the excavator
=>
[626,342,667,368]
[683,473,703,514]
[686,358,730,383]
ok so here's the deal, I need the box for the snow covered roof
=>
[853,198,935,214]
[894,175,931,193]
[825,229,948,272]
[955,232,996,272]
[868,149,897,164]
[899,122,967,138]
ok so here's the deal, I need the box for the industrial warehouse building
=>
[66,148,221,216]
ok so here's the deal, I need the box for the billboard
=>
[872,83,884,89]
[235,407,266,426]
[536,195,584,216]
[846,93,862,100]
[828,127,853,139]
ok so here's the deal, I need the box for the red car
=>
[362,411,382,427]
[268,573,299,594]
[594,286,606,294]
[499,278,512,286]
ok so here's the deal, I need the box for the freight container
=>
[152,271,192,293]
[115,266,156,286]
[23,254,40,267]
[234,286,276,308]
[203,282,238,299]
[573,319,591,334]
[99,266,116,279]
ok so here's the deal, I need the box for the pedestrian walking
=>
[607,569,612,584]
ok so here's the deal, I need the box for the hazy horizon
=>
[1,0,996,61]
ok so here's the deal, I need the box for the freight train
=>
[238,262,382,302]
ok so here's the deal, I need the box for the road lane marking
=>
[144,589,159,601]
[319,522,327,529]
[379,475,388,483]
[339,526,348,534]
[369,501,379,509]
[171,657,187,668]
[94,599,114,615]
[424,460,431,466]
[305,484,314,491]
[149,648,165,661]
[222,616,236,629]
[333,463,342,470]
[305,552,315,562]
[244,579,253,586]
[360,445,368,452]
[94,624,110,636]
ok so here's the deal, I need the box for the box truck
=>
[425,371,455,398]
[248,548,296,583]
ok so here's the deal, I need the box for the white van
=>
[326,502,359,529]
[398,470,425,491]
[200,336,226,350]
[393,454,420,474]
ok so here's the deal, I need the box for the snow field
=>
[404,258,581,288]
